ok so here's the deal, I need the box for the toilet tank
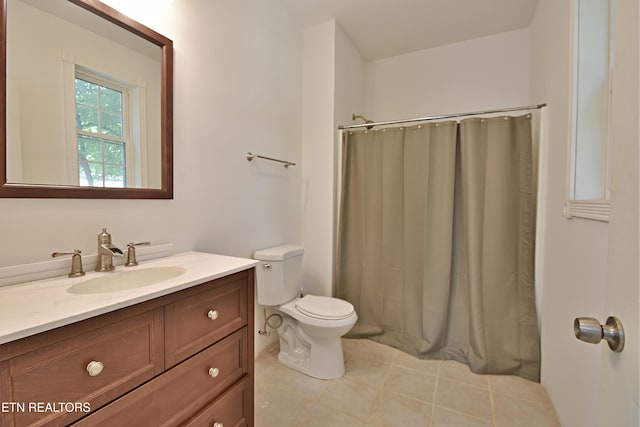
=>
[253,244,304,306]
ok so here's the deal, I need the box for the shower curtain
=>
[335,114,540,381]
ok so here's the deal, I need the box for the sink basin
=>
[67,266,186,295]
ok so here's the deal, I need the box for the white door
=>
[596,1,639,424]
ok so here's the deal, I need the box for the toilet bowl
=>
[254,245,357,379]
[276,295,357,379]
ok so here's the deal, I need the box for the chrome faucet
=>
[96,228,124,272]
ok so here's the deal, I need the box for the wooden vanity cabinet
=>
[4,310,164,427]
[0,268,254,427]
[165,277,248,368]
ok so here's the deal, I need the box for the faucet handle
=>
[52,250,86,277]
[125,242,151,267]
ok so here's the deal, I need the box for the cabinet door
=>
[0,361,11,426]
[7,309,163,427]
[165,274,247,366]
[185,378,249,427]
[72,328,248,427]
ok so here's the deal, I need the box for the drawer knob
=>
[208,367,220,378]
[207,309,219,320]
[86,360,104,377]
[213,422,223,427]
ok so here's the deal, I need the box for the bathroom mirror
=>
[0,0,173,198]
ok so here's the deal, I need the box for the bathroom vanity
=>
[0,252,256,426]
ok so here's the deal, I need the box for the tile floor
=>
[255,338,561,427]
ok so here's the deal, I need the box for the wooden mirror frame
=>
[0,0,173,199]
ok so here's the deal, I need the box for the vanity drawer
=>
[185,377,249,427]
[165,275,248,366]
[7,309,163,427]
[72,327,248,427]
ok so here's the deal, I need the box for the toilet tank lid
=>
[253,244,304,261]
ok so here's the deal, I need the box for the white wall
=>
[529,1,609,426]
[300,21,364,297]
[0,0,303,354]
[363,29,530,120]
[300,21,337,297]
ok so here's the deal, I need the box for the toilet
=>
[254,244,357,379]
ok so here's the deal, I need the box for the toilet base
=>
[276,316,347,380]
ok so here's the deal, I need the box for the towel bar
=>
[246,152,296,168]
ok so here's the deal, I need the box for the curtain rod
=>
[338,103,547,130]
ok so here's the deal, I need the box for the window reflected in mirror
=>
[75,73,128,188]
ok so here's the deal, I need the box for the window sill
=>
[564,200,610,222]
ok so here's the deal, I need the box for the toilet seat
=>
[294,295,354,320]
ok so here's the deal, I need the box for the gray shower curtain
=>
[336,114,540,381]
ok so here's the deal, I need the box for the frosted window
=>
[571,0,613,201]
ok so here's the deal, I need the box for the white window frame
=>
[565,0,614,222]
[62,56,148,188]
[75,70,131,188]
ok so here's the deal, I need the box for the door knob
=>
[574,316,624,352]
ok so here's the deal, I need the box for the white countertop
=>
[0,251,258,345]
